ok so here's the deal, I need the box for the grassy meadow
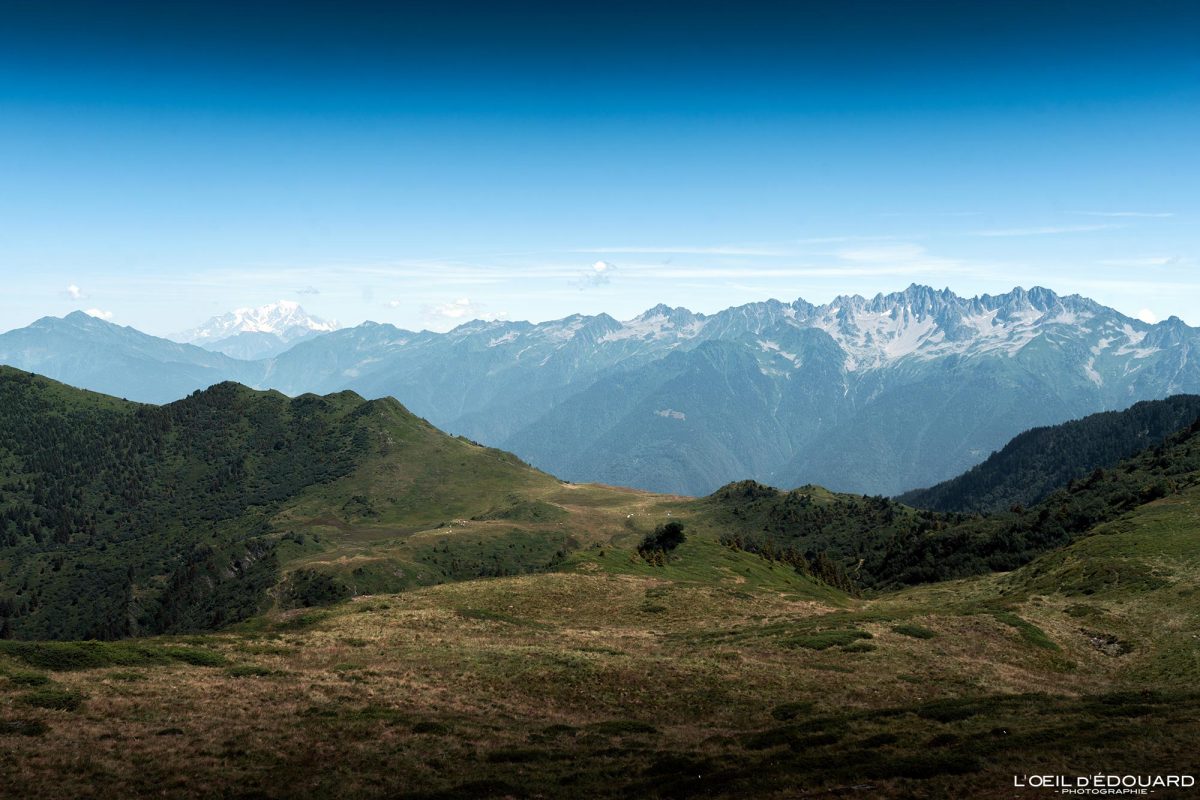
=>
[3,482,1199,798]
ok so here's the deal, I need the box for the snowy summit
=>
[173,301,339,359]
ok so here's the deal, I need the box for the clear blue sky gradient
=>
[1,0,1197,334]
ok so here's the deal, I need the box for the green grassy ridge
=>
[0,369,560,640]
[689,420,1200,591]
[570,534,851,604]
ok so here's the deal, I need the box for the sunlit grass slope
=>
[3,481,1198,798]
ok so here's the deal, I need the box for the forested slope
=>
[0,368,553,640]
[702,414,1200,590]
[899,394,1200,513]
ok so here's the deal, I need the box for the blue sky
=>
[1,0,1197,334]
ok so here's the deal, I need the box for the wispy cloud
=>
[837,243,926,263]
[1098,256,1184,268]
[84,308,113,320]
[1073,211,1174,218]
[970,224,1119,237]
[619,263,982,280]
[576,245,789,256]
[64,284,85,300]
[878,211,982,218]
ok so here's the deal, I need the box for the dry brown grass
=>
[4,562,1197,799]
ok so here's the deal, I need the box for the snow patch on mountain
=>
[602,306,707,342]
[757,339,801,366]
[488,331,520,347]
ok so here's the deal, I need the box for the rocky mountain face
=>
[261,285,1200,495]
[173,301,339,359]
[3,285,1199,495]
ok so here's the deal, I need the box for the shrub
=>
[3,668,50,686]
[990,612,1060,651]
[0,718,47,736]
[226,664,276,678]
[589,719,657,736]
[0,640,224,670]
[892,623,937,640]
[785,630,873,651]
[638,521,686,564]
[771,701,814,721]
[280,569,351,609]
[19,687,85,711]
[861,733,899,748]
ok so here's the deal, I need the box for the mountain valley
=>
[6,286,1200,496]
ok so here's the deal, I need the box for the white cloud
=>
[1135,308,1159,324]
[432,297,476,320]
[421,297,507,330]
[84,308,113,320]
[574,260,618,289]
[65,284,85,300]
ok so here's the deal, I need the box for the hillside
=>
[3,368,1200,797]
[0,369,834,642]
[2,435,1197,798]
[899,394,1200,513]
[0,368,567,639]
[8,365,1200,641]
[694,414,1200,591]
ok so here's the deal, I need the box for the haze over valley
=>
[5,284,1199,497]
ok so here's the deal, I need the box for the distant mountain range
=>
[0,311,260,403]
[2,284,1199,496]
[172,300,339,359]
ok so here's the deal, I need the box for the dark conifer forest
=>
[899,395,1200,513]
[0,368,368,639]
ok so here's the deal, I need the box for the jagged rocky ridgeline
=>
[2,285,1198,496]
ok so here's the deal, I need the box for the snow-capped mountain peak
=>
[174,301,339,345]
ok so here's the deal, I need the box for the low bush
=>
[786,630,873,651]
[19,687,85,711]
[892,623,937,639]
